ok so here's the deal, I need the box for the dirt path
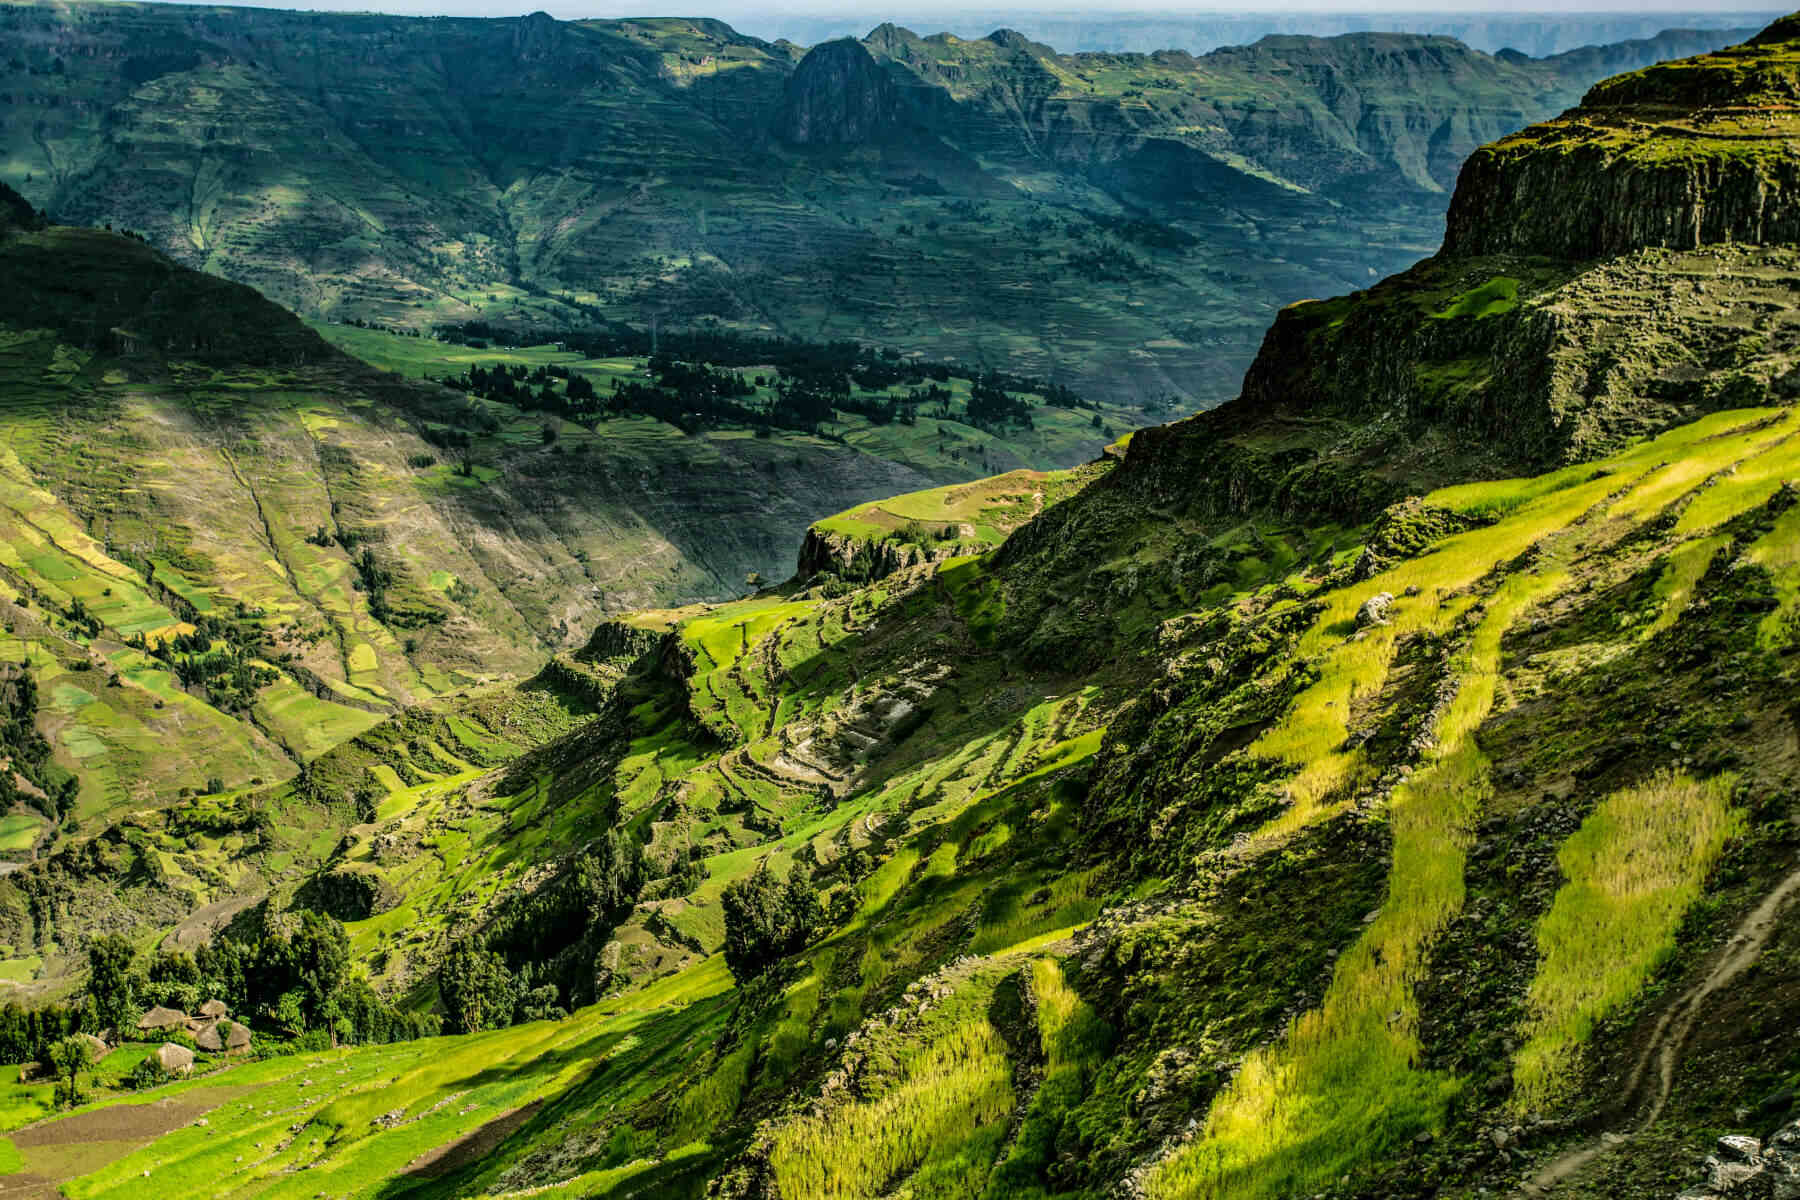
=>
[1517,863,1800,1195]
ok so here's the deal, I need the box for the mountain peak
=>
[773,37,907,146]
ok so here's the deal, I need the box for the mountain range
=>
[0,2,1755,404]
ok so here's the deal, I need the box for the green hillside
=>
[0,208,1154,855]
[2,19,1800,1200]
[0,2,1749,406]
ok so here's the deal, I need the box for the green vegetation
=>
[1430,275,1520,319]
[1,22,1797,1200]
[1512,771,1745,1108]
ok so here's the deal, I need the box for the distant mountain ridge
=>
[0,2,1755,406]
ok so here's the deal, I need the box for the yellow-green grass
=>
[1429,275,1520,320]
[768,1017,1015,1200]
[1150,570,1564,1200]
[252,680,387,760]
[1748,502,1800,650]
[1254,407,1800,836]
[0,809,43,852]
[812,464,1094,548]
[1510,771,1743,1109]
[50,958,734,1199]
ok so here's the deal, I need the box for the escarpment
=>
[1444,25,1800,260]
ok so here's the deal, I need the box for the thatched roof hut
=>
[137,1005,187,1032]
[198,999,228,1020]
[76,1032,109,1059]
[197,1019,253,1055]
[155,1042,194,1075]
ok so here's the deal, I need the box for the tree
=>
[48,1035,94,1108]
[745,571,765,591]
[86,934,136,1033]
[439,944,517,1034]
[720,860,821,984]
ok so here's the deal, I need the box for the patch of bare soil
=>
[401,1099,544,1180]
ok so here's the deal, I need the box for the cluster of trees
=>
[444,362,604,425]
[86,908,436,1047]
[0,663,80,822]
[720,860,825,985]
[432,323,1090,436]
[128,603,278,713]
[0,996,87,1067]
[436,829,645,1033]
[967,373,1035,430]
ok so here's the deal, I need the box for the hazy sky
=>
[131,1,1778,13]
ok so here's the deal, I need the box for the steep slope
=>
[6,18,1800,1200]
[0,3,1749,405]
[0,217,1109,830]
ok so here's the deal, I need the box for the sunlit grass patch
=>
[768,1018,1014,1200]
[1150,570,1564,1200]
[1510,770,1743,1109]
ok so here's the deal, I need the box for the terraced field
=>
[6,392,1797,1196]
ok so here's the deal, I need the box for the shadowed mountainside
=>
[0,3,1754,406]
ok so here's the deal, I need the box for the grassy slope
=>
[7,395,1800,1197]
[5,25,1800,1200]
[0,223,1140,858]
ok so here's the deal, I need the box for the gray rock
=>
[1719,1136,1764,1164]
[1357,592,1396,628]
[1677,1120,1800,1198]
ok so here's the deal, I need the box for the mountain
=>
[743,11,1776,58]
[5,16,1800,1200]
[0,202,1153,828]
[0,2,1754,406]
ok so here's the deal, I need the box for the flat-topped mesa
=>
[1443,13,1800,260]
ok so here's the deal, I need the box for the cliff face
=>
[1444,28,1800,259]
[773,38,907,145]
[795,527,966,583]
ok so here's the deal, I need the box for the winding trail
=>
[1518,862,1800,1195]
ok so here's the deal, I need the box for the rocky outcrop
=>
[796,527,966,584]
[1676,1122,1800,1199]
[576,621,664,668]
[773,38,907,145]
[1444,26,1800,260]
[1445,129,1800,261]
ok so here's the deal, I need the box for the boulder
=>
[1357,592,1395,628]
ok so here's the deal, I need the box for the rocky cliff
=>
[773,38,908,144]
[1445,25,1800,259]
[794,526,968,583]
